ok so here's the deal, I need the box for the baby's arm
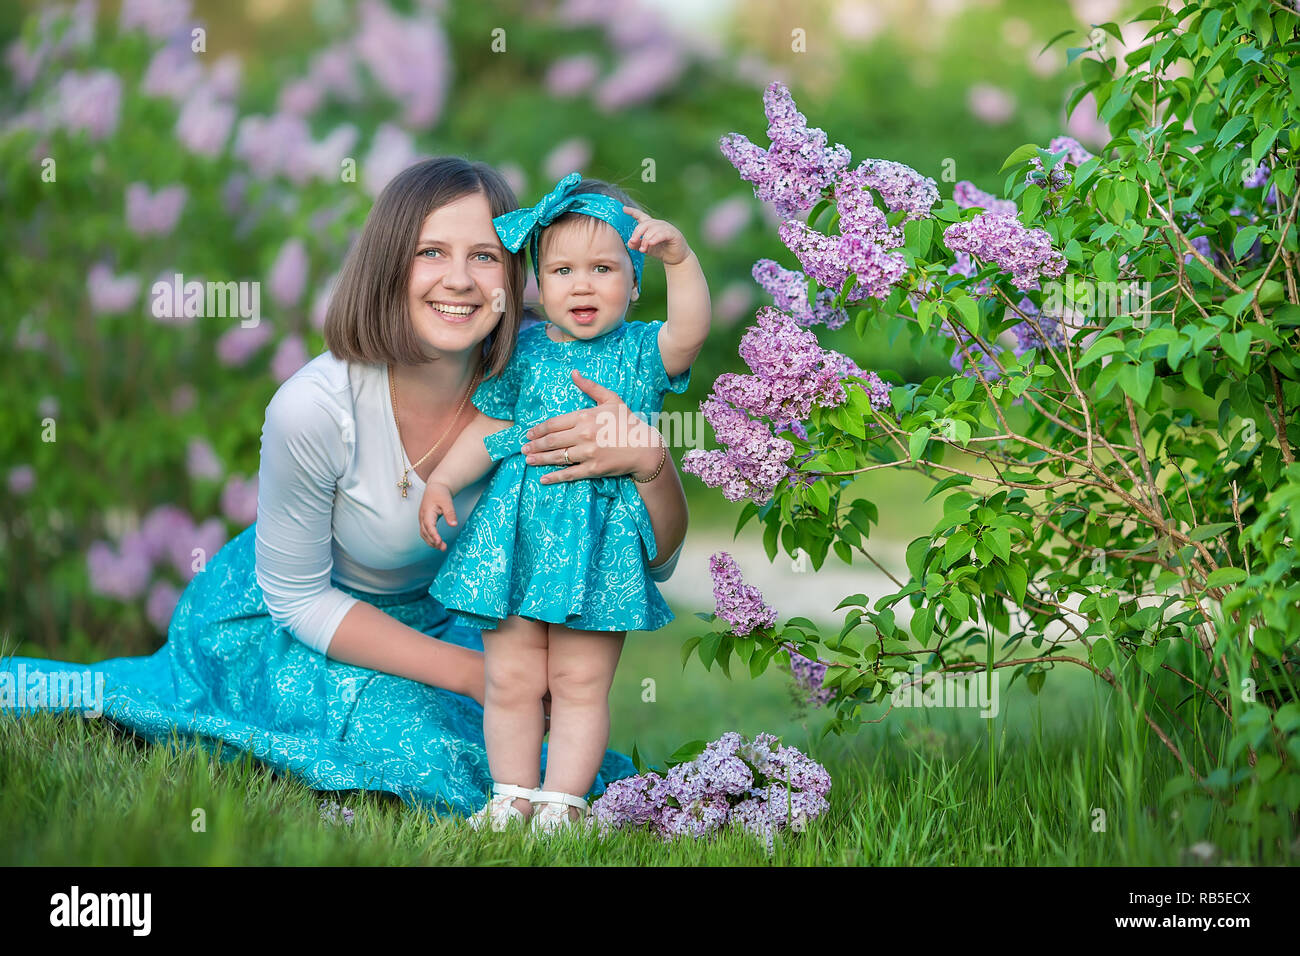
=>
[418,410,511,550]
[623,206,710,377]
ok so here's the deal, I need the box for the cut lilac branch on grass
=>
[590,732,832,843]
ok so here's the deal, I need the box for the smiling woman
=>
[2,156,690,823]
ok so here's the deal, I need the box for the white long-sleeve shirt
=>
[254,350,682,654]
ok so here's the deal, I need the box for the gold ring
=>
[562,448,571,466]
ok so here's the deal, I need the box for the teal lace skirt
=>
[0,523,635,819]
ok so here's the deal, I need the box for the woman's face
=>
[406,190,509,359]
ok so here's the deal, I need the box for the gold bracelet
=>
[631,443,668,484]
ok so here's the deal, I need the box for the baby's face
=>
[537,217,638,342]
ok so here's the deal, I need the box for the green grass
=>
[3,606,1295,865]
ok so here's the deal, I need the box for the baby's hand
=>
[418,481,458,552]
[624,206,692,266]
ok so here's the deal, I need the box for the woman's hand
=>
[519,370,665,484]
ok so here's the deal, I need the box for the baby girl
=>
[418,172,710,833]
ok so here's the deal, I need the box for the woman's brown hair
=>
[324,157,524,379]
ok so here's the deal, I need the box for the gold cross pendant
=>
[397,472,411,498]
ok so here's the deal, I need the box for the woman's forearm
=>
[325,601,486,704]
[632,440,688,568]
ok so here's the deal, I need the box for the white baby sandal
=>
[469,783,538,832]
[529,790,594,837]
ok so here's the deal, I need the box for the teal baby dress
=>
[428,319,690,632]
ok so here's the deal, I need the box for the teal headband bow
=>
[493,171,644,288]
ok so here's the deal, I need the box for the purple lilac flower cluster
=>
[683,309,883,503]
[953,181,1017,216]
[719,82,851,218]
[943,213,1066,291]
[785,644,834,708]
[707,551,777,636]
[590,732,832,842]
[751,259,848,330]
[843,158,939,222]
[777,222,907,303]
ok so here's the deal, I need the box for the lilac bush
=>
[685,3,1300,843]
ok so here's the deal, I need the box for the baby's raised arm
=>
[418,409,511,550]
[624,206,711,377]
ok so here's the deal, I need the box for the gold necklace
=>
[388,362,481,498]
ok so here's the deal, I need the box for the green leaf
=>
[999,143,1042,173]
[666,739,709,766]
[1213,114,1250,148]
[680,635,702,672]
[917,299,935,334]
[1204,567,1247,588]
[1078,336,1125,367]
[1118,362,1154,405]
[952,293,980,334]
[1221,329,1252,366]
[1232,226,1261,261]
[909,427,932,462]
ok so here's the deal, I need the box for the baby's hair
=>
[538,178,647,288]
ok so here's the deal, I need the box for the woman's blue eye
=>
[420,249,440,257]
[475,252,497,262]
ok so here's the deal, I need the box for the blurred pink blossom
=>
[120,0,192,40]
[967,84,1015,125]
[7,465,35,496]
[702,197,752,247]
[140,44,203,102]
[498,162,527,199]
[595,43,683,111]
[546,54,600,98]
[269,239,309,309]
[56,70,122,140]
[87,537,151,601]
[126,183,188,236]
[363,123,418,198]
[209,54,242,98]
[140,505,192,563]
[216,321,273,367]
[271,335,310,383]
[302,123,359,181]
[87,263,141,314]
[1066,93,1110,149]
[714,281,754,327]
[146,580,181,633]
[354,0,449,129]
[543,138,592,182]
[234,112,312,180]
[172,518,227,581]
[38,396,58,418]
[186,438,223,481]
[278,78,324,116]
[308,43,360,100]
[220,475,259,526]
[175,87,235,158]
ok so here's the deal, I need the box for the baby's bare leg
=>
[482,615,549,815]
[541,624,626,817]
